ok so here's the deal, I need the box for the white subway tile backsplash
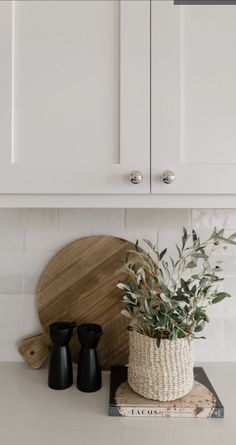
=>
[96,228,157,250]
[125,209,190,230]
[223,340,236,361]
[192,209,236,231]
[224,299,236,319]
[191,209,215,229]
[0,230,24,251]
[0,207,235,362]
[157,229,184,261]
[58,209,124,232]
[223,276,236,296]
[217,256,236,276]
[0,210,22,228]
[206,296,226,319]
[201,317,224,341]
[0,294,41,361]
[23,274,40,295]
[213,209,236,229]
[193,338,225,362]
[0,209,57,229]
[24,229,91,253]
[0,252,52,274]
[225,319,236,340]
[20,209,57,229]
[0,275,23,295]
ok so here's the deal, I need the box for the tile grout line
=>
[189,208,193,231]
[21,274,25,295]
[55,208,59,229]
[123,209,127,230]
[122,208,125,231]
[22,229,26,252]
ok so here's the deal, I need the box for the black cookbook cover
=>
[109,366,224,418]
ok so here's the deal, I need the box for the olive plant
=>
[118,228,236,346]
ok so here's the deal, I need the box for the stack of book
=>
[109,366,223,418]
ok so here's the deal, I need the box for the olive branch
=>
[118,228,236,347]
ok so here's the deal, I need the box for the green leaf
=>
[181,278,189,292]
[212,292,231,304]
[191,335,206,340]
[137,267,146,284]
[186,259,197,269]
[192,252,208,259]
[182,227,188,248]
[158,313,167,327]
[159,303,166,314]
[194,307,203,321]
[117,283,130,291]
[172,295,189,303]
[159,248,167,260]
[177,330,186,338]
[218,237,236,245]
[170,256,175,270]
[162,286,171,297]
[160,293,171,303]
[210,227,218,239]
[121,309,132,318]
[192,229,198,242]
[170,277,177,290]
[194,321,205,333]
[122,295,136,304]
[176,244,182,258]
[170,327,178,340]
[144,298,150,313]
[143,239,154,249]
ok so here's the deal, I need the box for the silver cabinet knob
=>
[161,170,175,184]
[130,170,143,184]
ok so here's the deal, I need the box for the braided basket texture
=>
[128,330,194,401]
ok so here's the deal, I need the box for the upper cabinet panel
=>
[0,0,150,193]
[14,0,119,165]
[152,1,236,194]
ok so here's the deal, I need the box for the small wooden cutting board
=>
[19,235,136,369]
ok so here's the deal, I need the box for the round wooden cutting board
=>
[19,235,136,370]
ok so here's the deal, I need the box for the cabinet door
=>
[0,0,150,194]
[152,0,236,194]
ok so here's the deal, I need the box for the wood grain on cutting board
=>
[19,236,136,369]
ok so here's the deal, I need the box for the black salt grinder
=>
[48,321,76,390]
[77,323,103,392]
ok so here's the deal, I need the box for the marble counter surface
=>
[0,362,235,445]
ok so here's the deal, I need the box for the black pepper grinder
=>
[77,323,103,392]
[48,321,76,390]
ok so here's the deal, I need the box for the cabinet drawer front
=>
[152,0,236,194]
[0,0,150,193]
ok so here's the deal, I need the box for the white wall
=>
[0,208,235,362]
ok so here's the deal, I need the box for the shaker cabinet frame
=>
[0,0,150,194]
[1,0,236,207]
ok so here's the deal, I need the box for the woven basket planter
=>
[128,330,194,401]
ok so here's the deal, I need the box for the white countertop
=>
[0,362,235,445]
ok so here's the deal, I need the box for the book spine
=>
[110,406,223,418]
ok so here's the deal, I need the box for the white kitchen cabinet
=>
[1,0,236,207]
[152,0,236,195]
[0,0,150,194]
